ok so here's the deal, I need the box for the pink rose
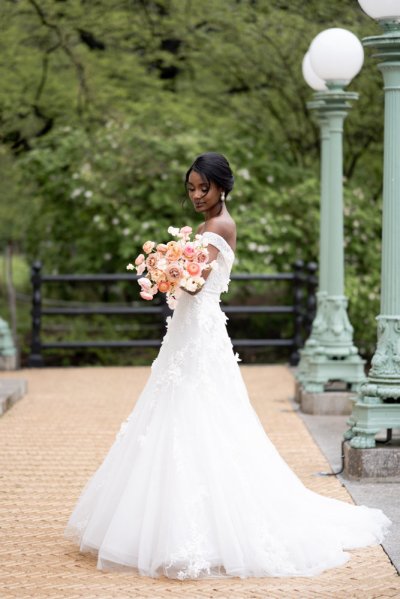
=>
[180,226,192,236]
[156,243,168,253]
[186,261,201,277]
[140,291,153,301]
[143,240,155,254]
[136,263,146,275]
[135,254,145,265]
[138,277,151,289]
[183,243,195,259]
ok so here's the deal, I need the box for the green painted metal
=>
[345,23,400,448]
[0,317,16,357]
[297,88,365,393]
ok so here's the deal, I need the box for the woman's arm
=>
[181,222,232,295]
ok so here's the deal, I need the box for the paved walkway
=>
[0,366,398,599]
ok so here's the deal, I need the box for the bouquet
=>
[127,226,217,309]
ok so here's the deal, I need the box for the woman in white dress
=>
[64,152,392,580]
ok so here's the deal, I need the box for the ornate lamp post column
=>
[297,29,366,394]
[345,2,400,449]
[296,54,330,388]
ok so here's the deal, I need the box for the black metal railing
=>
[28,260,318,367]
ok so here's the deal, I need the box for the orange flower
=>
[158,280,170,293]
[186,261,201,277]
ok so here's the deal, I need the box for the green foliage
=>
[0,0,389,363]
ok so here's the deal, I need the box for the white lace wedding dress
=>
[64,231,392,579]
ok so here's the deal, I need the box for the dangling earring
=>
[220,191,225,202]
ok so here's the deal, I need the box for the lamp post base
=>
[297,351,366,393]
[344,377,400,448]
[297,293,366,392]
[345,315,400,447]
[343,440,400,481]
[0,354,17,371]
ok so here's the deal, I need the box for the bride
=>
[64,152,392,579]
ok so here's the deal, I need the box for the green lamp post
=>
[345,1,400,448]
[297,29,366,394]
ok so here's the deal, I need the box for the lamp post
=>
[297,29,366,396]
[344,1,400,449]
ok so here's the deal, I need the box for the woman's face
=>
[186,170,222,213]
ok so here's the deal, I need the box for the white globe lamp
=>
[358,0,400,21]
[309,28,364,87]
[302,52,327,91]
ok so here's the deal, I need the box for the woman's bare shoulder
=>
[203,217,236,248]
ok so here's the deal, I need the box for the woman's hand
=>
[180,285,200,296]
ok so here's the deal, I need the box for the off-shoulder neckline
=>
[202,230,235,256]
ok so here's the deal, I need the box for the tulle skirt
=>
[64,292,392,579]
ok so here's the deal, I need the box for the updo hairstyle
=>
[185,152,234,198]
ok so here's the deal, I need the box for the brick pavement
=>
[0,366,398,599]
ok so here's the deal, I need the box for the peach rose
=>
[156,243,168,253]
[140,291,153,301]
[158,280,170,293]
[143,240,155,254]
[151,269,167,283]
[166,241,183,261]
[146,254,158,269]
[196,249,208,264]
[183,243,195,259]
[135,254,145,265]
[186,261,201,277]
[166,263,183,282]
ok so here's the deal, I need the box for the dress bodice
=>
[201,231,235,296]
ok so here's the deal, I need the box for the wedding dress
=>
[64,231,392,579]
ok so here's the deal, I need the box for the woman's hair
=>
[185,152,234,197]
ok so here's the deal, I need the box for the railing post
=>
[305,261,318,338]
[29,261,44,367]
[290,260,304,366]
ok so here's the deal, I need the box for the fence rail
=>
[28,260,318,367]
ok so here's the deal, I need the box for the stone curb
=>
[0,379,27,416]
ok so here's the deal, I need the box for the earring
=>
[220,191,225,202]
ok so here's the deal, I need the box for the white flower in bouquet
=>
[167,226,180,237]
[183,276,205,292]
